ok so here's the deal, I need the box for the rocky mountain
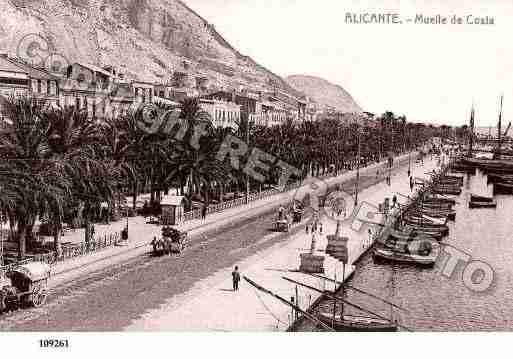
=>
[286,75,363,113]
[0,0,299,95]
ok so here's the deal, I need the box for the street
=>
[0,156,416,331]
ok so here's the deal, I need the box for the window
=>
[75,97,80,109]
[37,79,42,93]
[92,102,96,119]
[47,81,51,95]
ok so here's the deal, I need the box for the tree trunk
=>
[17,222,26,261]
[84,214,91,251]
[132,186,137,211]
[53,223,62,258]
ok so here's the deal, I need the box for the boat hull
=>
[494,182,513,194]
[317,311,398,332]
[373,248,437,267]
[469,201,497,209]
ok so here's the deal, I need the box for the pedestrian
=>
[305,224,309,234]
[91,224,95,239]
[319,222,323,234]
[232,266,241,291]
[201,204,207,220]
[151,236,158,254]
[410,177,414,192]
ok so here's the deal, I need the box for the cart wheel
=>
[32,291,47,308]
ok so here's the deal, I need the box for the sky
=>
[183,0,513,127]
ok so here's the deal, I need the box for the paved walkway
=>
[44,152,419,284]
[124,155,441,331]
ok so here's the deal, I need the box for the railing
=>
[1,232,123,269]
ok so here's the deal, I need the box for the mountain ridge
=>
[286,74,363,113]
[0,0,359,108]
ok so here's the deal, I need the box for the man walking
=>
[232,266,241,291]
[201,204,207,220]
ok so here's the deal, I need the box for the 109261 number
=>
[39,339,69,348]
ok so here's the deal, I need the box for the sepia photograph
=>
[0,0,512,356]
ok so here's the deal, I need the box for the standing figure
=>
[232,266,241,291]
[201,204,207,220]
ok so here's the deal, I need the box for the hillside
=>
[0,0,299,95]
[286,75,362,113]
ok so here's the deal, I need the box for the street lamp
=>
[354,120,361,207]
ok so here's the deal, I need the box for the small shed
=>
[161,195,186,225]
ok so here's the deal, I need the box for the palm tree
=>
[0,96,70,259]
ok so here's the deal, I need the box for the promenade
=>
[45,152,421,287]
[124,154,441,331]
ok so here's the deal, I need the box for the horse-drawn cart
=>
[152,226,188,256]
[0,262,51,313]
[275,218,291,232]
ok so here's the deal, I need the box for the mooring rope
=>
[251,286,288,327]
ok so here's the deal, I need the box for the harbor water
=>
[343,168,513,331]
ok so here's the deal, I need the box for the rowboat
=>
[432,187,462,196]
[401,223,449,237]
[470,194,494,202]
[487,173,513,183]
[443,175,464,181]
[317,310,398,332]
[419,202,454,210]
[437,178,463,186]
[402,221,450,236]
[385,229,443,243]
[373,247,438,267]
[469,200,497,209]
[404,213,447,225]
[423,196,456,205]
[450,164,474,173]
[416,207,456,221]
[494,182,513,194]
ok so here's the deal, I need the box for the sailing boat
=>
[284,274,399,331]
[494,95,503,160]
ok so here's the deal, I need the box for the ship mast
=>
[468,103,475,157]
[496,95,504,159]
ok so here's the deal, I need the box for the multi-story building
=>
[199,98,241,130]
[201,90,256,129]
[0,54,60,126]
[61,62,134,120]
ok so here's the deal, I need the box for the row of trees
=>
[0,96,439,261]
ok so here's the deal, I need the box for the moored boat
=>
[373,247,438,267]
[401,223,449,237]
[470,194,494,202]
[469,200,497,209]
[433,187,462,196]
[404,213,447,225]
[423,196,456,205]
[494,182,513,194]
[487,173,513,183]
[316,310,398,332]
[416,207,456,221]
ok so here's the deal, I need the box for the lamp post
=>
[355,121,361,207]
[0,214,3,267]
